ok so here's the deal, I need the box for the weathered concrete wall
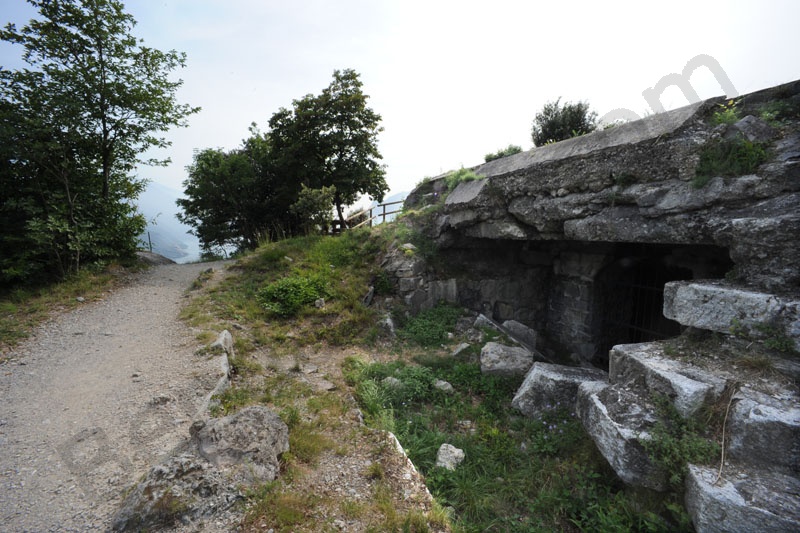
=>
[434,80,800,292]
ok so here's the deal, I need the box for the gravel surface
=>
[0,261,230,532]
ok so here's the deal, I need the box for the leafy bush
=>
[694,135,768,187]
[397,302,464,347]
[531,97,598,146]
[256,274,328,317]
[484,144,523,162]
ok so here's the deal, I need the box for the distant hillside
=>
[136,182,201,263]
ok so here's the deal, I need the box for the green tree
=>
[0,0,198,284]
[531,98,597,147]
[178,127,299,253]
[268,69,387,227]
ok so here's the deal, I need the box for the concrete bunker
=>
[425,240,733,367]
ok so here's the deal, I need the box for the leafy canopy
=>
[0,0,198,284]
[268,69,388,226]
[179,69,387,251]
[531,97,597,147]
[177,125,292,253]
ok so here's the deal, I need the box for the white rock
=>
[435,443,465,471]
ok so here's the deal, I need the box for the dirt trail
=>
[0,261,229,532]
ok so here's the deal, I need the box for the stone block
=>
[663,282,800,352]
[609,343,726,417]
[190,406,289,483]
[685,464,800,533]
[428,278,458,304]
[553,252,607,280]
[577,381,667,491]
[512,362,606,418]
[397,276,422,293]
[465,220,528,240]
[444,178,488,207]
[728,386,800,474]
[208,329,234,356]
[480,342,534,377]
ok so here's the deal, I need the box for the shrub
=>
[256,274,328,317]
[531,97,598,146]
[484,144,523,162]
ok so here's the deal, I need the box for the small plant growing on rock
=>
[693,135,768,188]
[484,144,523,162]
[444,167,482,191]
[709,98,741,126]
[641,394,720,488]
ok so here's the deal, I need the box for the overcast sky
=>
[3,0,800,200]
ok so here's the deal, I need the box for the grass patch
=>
[444,167,482,191]
[243,482,319,531]
[396,302,464,347]
[348,353,680,531]
[179,228,383,358]
[694,135,768,187]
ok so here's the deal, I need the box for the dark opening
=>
[592,244,732,366]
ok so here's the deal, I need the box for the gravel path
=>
[0,261,229,532]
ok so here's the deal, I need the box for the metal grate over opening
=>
[596,258,692,360]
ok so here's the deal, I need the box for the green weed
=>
[484,144,523,162]
[709,98,741,126]
[397,302,463,347]
[694,135,768,187]
[444,167,482,191]
[640,394,720,489]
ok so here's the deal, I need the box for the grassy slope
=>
[180,225,694,532]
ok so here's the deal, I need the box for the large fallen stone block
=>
[685,464,800,533]
[480,342,534,377]
[728,386,800,474]
[609,343,726,417]
[512,362,606,418]
[190,406,289,483]
[663,281,800,352]
[577,381,667,491]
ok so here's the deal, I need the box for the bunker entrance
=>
[592,244,732,366]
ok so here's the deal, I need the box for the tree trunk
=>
[335,194,347,230]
